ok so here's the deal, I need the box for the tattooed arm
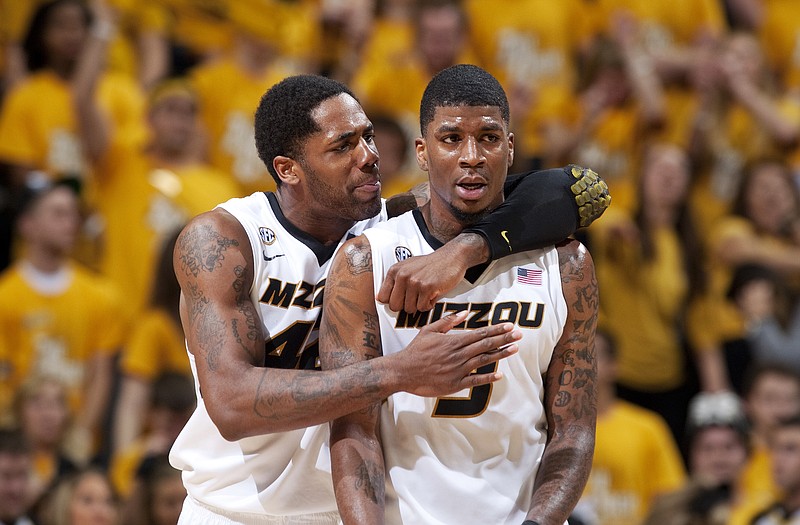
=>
[320,236,387,525]
[525,239,598,525]
[175,211,521,440]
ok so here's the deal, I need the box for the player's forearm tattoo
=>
[354,459,385,504]
[529,241,597,522]
[178,223,239,277]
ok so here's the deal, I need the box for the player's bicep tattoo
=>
[177,222,239,277]
[343,240,373,275]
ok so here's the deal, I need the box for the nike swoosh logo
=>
[264,253,286,261]
[500,230,512,251]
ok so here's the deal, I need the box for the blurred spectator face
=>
[373,119,408,180]
[19,186,81,254]
[722,33,764,81]
[19,378,70,450]
[69,471,117,525]
[0,450,32,523]
[150,471,186,525]
[149,93,198,156]
[43,0,89,65]
[416,5,465,73]
[641,144,690,208]
[744,163,797,235]
[689,426,748,485]
[770,424,800,494]
[746,371,800,434]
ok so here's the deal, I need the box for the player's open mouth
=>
[456,182,487,200]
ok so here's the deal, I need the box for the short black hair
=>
[15,173,81,216]
[23,0,92,72]
[254,75,357,186]
[419,64,509,136]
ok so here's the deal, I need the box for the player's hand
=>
[376,241,469,313]
[396,311,521,398]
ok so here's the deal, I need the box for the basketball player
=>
[320,64,599,524]
[170,74,605,523]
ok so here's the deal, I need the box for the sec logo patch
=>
[259,227,276,245]
[395,246,413,261]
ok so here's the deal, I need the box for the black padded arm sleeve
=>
[463,165,609,261]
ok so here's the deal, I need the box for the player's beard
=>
[304,163,382,222]
[447,200,492,226]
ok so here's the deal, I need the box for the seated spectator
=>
[35,467,118,525]
[119,454,184,525]
[643,390,765,525]
[750,415,800,524]
[13,374,78,505]
[740,363,800,507]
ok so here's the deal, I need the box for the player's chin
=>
[350,195,383,221]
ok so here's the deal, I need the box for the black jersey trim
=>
[265,192,340,265]
[411,209,490,285]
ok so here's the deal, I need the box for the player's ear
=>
[507,132,515,168]
[273,156,301,185]
[415,137,429,172]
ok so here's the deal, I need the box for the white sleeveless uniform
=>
[362,210,568,525]
[169,191,387,521]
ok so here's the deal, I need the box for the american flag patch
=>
[517,267,542,285]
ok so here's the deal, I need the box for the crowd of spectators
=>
[1,0,800,523]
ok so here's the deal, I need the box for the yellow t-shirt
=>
[93,139,240,319]
[465,0,583,156]
[591,209,690,390]
[0,262,125,417]
[190,57,297,195]
[583,401,686,525]
[740,442,781,510]
[569,104,642,214]
[0,70,145,177]
[120,309,188,380]
[352,48,480,136]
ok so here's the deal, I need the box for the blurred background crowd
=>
[1,0,800,524]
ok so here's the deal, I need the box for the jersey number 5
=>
[431,362,497,418]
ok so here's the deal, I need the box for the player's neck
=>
[420,203,464,244]
[274,189,357,245]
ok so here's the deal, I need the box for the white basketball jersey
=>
[362,210,568,525]
[169,191,387,515]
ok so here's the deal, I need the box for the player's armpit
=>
[526,238,598,525]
